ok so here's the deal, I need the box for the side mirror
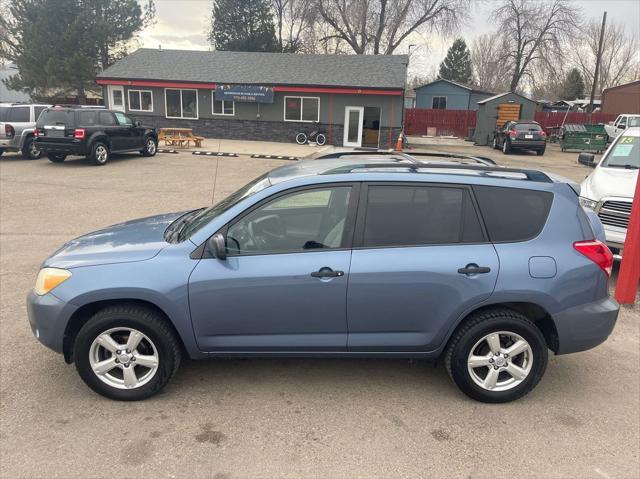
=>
[207,233,227,260]
[135,120,142,127]
[578,152,596,168]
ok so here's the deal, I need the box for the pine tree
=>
[560,68,586,101]
[438,38,473,84]
[209,0,278,52]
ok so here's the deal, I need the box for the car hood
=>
[580,166,638,201]
[43,211,186,269]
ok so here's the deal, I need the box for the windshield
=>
[37,109,75,127]
[602,135,639,169]
[179,173,271,240]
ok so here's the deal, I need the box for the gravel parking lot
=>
[1,143,638,478]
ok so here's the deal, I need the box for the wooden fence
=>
[403,108,618,138]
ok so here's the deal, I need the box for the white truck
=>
[604,114,640,142]
[578,126,639,258]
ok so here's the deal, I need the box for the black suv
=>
[35,107,158,165]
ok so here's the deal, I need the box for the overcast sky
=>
[138,0,640,77]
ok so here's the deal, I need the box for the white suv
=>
[579,126,639,257]
[0,103,51,159]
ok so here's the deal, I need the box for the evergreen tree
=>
[560,68,586,100]
[0,0,154,103]
[438,38,473,84]
[209,0,278,52]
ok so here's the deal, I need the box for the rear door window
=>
[78,111,98,126]
[99,112,116,126]
[7,106,30,122]
[361,185,484,247]
[472,186,553,242]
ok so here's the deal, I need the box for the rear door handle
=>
[311,267,344,278]
[458,264,491,275]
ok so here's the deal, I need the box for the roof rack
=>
[316,150,496,165]
[321,162,553,183]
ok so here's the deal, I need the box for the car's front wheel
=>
[141,136,158,157]
[444,308,548,403]
[502,139,511,154]
[22,136,42,160]
[492,136,499,149]
[74,304,181,400]
[89,141,110,165]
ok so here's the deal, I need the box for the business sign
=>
[215,85,274,103]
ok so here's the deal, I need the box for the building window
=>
[165,88,198,119]
[128,90,153,112]
[212,97,234,116]
[432,96,447,109]
[284,96,320,122]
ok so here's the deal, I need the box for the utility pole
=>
[589,11,607,113]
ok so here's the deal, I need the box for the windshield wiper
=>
[165,208,204,242]
[608,164,639,169]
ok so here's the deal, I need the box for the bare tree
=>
[271,0,316,52]
[471,32,512,92]
[0,0,11,66]
[572,18,640,95]
[493,0,580,92]
[315,0,469,55]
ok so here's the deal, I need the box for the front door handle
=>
[458,264,491,275]
[311,267,344,278]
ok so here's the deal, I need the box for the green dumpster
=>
[560,124,608,153]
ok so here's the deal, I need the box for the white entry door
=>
[343,106,364,147]
[108,85,125,112]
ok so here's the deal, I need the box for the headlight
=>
[579,197,598,210]
[34,268,72,296]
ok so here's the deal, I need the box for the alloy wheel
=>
[467,331,533,392]
[95,145,108,163]
[146,139,156,155]
[89,327,159,389]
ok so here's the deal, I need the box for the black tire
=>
[140,136,158,157]
[502,139,511,154]
[0,148,4,157]
[22,136,42,160]
[492,136,499,150]
[74,304,181,401]
[47,153,67,163]
[89,141,109,165]
[444,308,548,403]
[315,133,326,146]
[295,132,307,145]
[536,147,546,156]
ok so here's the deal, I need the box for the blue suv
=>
[27,155,619,402]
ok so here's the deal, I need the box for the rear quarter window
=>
[473,185,553,242]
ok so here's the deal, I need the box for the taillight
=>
[509,128,517,138]
[573,240,613,277]
[5,124,14,138]
[540,130,547,137]
[33,128,39,138]
[74,128,86,139]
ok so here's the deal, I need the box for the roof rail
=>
[321,162,553,183]
[316,150,496,165]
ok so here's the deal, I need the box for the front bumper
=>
[554,296,619,355]
[604,225,626,251]
[26,290,78,354]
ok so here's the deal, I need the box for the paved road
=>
[1,145,638,478]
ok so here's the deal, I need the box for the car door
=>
[188,183,358,352]
[346,183,499,352]
[113,112,136,150]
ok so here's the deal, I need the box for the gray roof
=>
[415,78,495,96]
[477,91,537,105]
[97,49,408,90]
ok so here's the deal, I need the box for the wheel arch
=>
[88,132,111,150]
[445,302,559,354]
[62,298,187,364]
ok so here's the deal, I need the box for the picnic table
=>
[158,128,204,148]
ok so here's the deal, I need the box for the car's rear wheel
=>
[74,304,181,401]
[141,136,157,157]
[444,308,548,403]
[0,148,4,157]
[502,139,511,154]
[22,136,42,160]
[492,136,499,149]
[90,141,110,166]
[536,147,546,156]
[47,153,67,163]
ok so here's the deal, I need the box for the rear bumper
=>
[510,140,546,149]
[26,290,78,355]
[35,139,86,156]
[554,296,619,355]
